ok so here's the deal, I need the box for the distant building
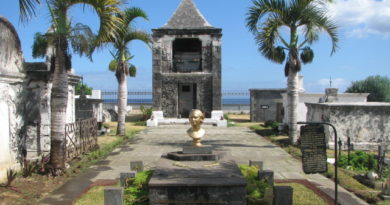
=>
[152,0,222,118]
[250,76,369,123]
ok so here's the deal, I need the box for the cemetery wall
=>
[0,17,25,182]
[306,102,390,150]
[250,89,286,122]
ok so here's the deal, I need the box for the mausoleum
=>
[151,0,222,118]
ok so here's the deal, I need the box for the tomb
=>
[152,0,222,118]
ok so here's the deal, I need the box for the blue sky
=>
[1,0,389,92]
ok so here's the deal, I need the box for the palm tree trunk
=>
[49,36,68,174]
[116,63,127,136]
[287,69,299,145]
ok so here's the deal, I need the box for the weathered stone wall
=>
[0,17,25,182]
[306,102,390,150]
[250,89,286,122]
[152,29,222,118]
[24,62,80,159]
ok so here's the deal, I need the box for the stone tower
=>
[152,0,222,118]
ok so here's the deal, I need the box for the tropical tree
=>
[19,0,40,22]
[246,0,338,144]
[23,0,121,175]
[346,75,390,102]
[106,7,151,135]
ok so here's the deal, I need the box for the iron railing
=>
[65,118,98,161]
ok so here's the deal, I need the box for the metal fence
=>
[101,90,250,112]
[65,118,98,161]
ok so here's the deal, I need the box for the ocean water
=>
[103,98,250,105]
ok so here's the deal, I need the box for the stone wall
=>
[250,89,286,122]
[152,29,222,118]
[306,102,390,150]
[0,16,25,182]
[24,62,80,159]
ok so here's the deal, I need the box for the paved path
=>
[41,125,368,205]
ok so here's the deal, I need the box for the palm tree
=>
[246,0,338,144]
[106,7,151,136]
[23,0,121,175]
[19,0,40,22]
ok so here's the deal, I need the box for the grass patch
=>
[124,170,154,205]
[74,170,154,205]
[75,186,105,205]
[249,123,381,204]
[276,183,328,205]
[239,165,270,204]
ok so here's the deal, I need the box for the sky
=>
[1,0,389,93]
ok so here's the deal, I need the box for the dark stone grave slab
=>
[130,161,143,172]
[148,158,246,205]
[119,172,136,187]
[249,160,263,170]
[258,170,274,186]
[166,151,221,161]
[300,125,328,174]
[104,187,123,205]
[274,186,293,205]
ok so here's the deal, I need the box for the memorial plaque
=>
[300,125,328,174]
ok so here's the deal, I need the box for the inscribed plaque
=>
[300,125,328,174]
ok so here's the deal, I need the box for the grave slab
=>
[149,158,246,205]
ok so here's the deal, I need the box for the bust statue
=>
[187,109,205,147]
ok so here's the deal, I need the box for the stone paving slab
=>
[40,125,368,205]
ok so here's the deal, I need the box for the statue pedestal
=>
[166,145,221,161]
[182,145,213,154]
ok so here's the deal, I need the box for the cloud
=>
[327,0,390,38]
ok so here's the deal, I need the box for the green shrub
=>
[338,151,377,171]
[264,120,279,131]
[140,106,153,121]
[124,170,154,205]
[239,165,270,204]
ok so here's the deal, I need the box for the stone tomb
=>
[148,159,246,205]
[151,0,222,118]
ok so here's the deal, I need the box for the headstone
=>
[119,172,136,187]
[211,110,224,120]
[104,187,123,205]
[381,178,390,200]
[130,161,143,172]
[258,170,274,186]
[263,187,274,205]
[300,125,328,174]
[249,160,263,170]
[273,186,293,205]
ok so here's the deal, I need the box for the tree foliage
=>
[75,82,92,95]
[346,75,390,102]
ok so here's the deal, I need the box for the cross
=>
[329,76,332,88]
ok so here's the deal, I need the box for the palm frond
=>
[68,0,122,44]
[32,32,48,58]
[255,17,285,63]
[123,30,151,48]
[19,0,40,22]
[69,23,96,60]
[246,0,286,33]
[121,7,148,29]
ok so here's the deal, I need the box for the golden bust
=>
[187,109,205,147]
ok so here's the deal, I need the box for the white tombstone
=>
[211,110,227,127]
[147,111,164,127]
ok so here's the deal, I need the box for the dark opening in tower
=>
[173,38,202,72]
